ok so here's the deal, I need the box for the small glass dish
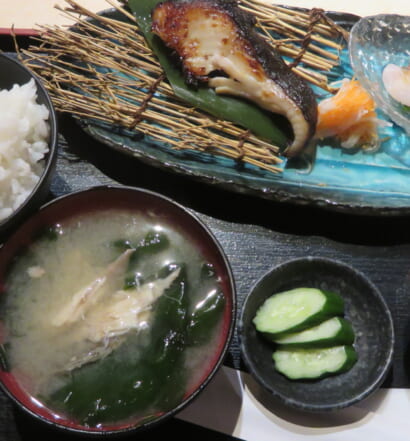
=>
[349,14,410,134]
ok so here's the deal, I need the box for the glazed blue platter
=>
[76,9,410,215]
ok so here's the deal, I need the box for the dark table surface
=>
[1,34,410,441]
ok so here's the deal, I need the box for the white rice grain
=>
[0,79,50,222]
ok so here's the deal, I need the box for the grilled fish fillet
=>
[151,0,318,157]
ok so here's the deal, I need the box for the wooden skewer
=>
[240,0,344,39]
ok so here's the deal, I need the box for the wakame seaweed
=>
[186,289,225,346]
[116,231,170,289]
[48,263,188,425]
[47,258,225,426]
[126,0,289,149]
[186,264,226,346]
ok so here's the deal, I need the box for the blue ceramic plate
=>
[76,9,410,215]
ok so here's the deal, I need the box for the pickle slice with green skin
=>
[273,345,358,380]
[273,317,355,348]
[253,287,345,338]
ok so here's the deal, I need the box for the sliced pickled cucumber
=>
[253,288,344,338]
[273,317,355,348]
[273,345,358,380]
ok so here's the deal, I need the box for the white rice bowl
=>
[0,79,50,222]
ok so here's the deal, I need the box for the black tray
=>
[0,31,409,439]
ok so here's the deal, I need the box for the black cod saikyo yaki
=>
[151,0,318,157]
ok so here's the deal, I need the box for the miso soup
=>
[1,209,227,427]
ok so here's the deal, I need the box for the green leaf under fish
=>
[126,0,289,150]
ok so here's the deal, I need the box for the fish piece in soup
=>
[52,249,135,327]
[64,267,182,371]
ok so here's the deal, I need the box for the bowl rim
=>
[0,53,58,233]
[0,184,237,435]
[238,256,395,412]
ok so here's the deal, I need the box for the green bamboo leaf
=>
[126,0,289,149]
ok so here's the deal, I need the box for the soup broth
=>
[1,209,226,427]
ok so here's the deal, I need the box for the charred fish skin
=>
[151,0,318,157]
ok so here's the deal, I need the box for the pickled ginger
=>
[315,78,380,149]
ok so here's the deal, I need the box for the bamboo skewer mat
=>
[18,0,347,173]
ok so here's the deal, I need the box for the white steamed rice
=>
[0,79,50,222]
